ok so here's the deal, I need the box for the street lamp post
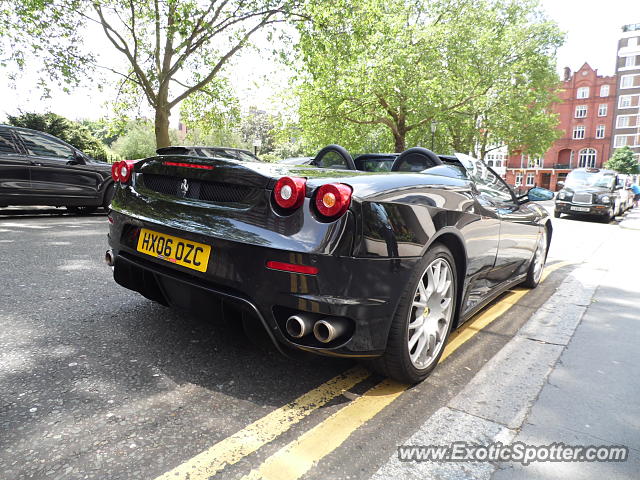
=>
[253,138,262,156]
[430,120,437,151]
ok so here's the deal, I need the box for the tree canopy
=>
[7,112,115,160]
[295,0,564,155]
[605,146,640,175]
[5,0,303,147]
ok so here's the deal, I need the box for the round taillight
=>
[118,160,134,183]
[274,176,306,210]
[315,183,352,219]
[111,162,121,182]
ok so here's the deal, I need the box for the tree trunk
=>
[393,133,406,153]
[154,105,171,148]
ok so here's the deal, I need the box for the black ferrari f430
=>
[106,145,554,383]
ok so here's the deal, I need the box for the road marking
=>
[239,260,571,480]
[241,379,407,480]
[152,367,371,480]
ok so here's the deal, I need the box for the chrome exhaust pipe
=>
[285,314,315,338]
[313,319,348,343]
[105,249,115,267]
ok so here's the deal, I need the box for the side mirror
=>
[526,186,555,202]
[69,151,87,165]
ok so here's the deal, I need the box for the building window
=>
[619,94,640,109]
[578,148,597,168]
[617,114,639,128]
[573,125,585,139]
[614,134,640,148]
[577,87,589,99]
[621,74,640,89]
[515,173,523,186]
[596,125,605,139]
[575,105,587,118]
[624,56,636,68]
[600,85,610,97]
[598,104,608,116]
[525,173,535,186]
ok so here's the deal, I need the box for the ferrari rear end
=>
[106,155,418,358]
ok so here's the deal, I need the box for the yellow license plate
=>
[136,228,211,272]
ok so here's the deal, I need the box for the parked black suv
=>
[554,168,629,221]
[0,125,114,213]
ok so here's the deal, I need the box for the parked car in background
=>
[105,144,553,384]
[156,146,261,162]
[0,125,114,214]
[554,168,630,221]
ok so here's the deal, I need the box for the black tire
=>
[102,183,115,211]
[553,210,561,218]
[66,206,98,215]
[366,243,458,384]
[522,229,548,288]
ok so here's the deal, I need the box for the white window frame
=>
[576,87,589,99]
[595,125,605,139]
[515,173,523,186]
[525,173,535,187]
[600,85,610,97]
[618,94,640,109]
[575,105,587,118]
[616,114,639,128]
[614,134,640,148]
[578,148,597,168]
[598,104,608,116]
[573,125,585,139]
[621,74,640,89]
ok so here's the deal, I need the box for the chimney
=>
[563,67,571,82]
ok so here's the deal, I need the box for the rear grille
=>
[573,193,593,204]
[139,174,253,203]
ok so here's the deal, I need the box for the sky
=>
[1,0,639,124]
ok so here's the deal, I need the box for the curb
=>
[370,264,604,480]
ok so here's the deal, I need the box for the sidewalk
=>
[619,206,640,230]
[371,220,640,479]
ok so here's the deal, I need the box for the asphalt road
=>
[0,204,626,480]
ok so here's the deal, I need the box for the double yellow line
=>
[155,262,569,480]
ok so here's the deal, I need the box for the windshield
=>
[565,170,614,189]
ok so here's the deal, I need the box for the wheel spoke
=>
[411,331,428,362]
[441,297,452,311]
[408,328,423,351]
[417,279,428,303]
[409,315,424,330]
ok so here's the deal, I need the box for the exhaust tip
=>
[105,249,115,267]
[286,315,310,338]
[313,320,335,343]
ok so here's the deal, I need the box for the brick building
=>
[505,63,616,191]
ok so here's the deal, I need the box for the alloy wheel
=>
[532,230,547,284]
[407,258,455,370]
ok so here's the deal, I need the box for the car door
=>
[15,129,102,200]
[454,154,501,303]
[0,126,32,201]
[456,153,539,286]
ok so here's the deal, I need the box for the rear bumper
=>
[107,210,419,357]
[555,201,611,216]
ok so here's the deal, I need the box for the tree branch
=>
[168,16,282,108]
